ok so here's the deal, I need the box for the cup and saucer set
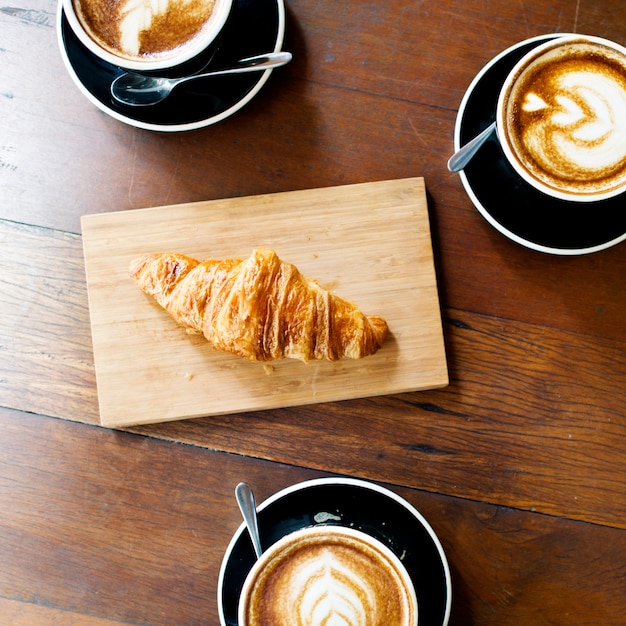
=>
[453,34,626,255]
[218,477,453,626]
[56,0,286,132]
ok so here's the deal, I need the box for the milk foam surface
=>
[242,529,415,626]
[504,40,626,196]
[293,548,377,624]
[74,0,216,61]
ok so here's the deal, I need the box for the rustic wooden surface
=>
[1,0,626,624]
[81,179,447,427]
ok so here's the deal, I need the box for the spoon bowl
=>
[111,51,292,106]
[447,121,496,172]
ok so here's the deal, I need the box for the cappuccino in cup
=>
[63,0,233,71]
[238,525,418,626]
[497,35,626,201]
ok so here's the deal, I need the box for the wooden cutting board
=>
[81,178,448,427]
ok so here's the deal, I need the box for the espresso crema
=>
[502,38,626,198]
[240,527,416,626]
[72,0,216,61]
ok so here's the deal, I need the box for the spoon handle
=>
[192,51,292,80]
[236,482,263,559]
[447,121,496,172]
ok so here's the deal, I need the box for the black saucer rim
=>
[454,33,626,255]
[56,0,286,132]
[217,476,452,626]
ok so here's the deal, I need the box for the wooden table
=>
[2,0,625,623]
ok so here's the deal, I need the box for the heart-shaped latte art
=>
[520,68,626,182]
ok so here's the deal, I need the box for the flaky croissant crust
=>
[129,248,388,363]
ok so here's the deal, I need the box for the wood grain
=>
[3,219,625,529]
[130,308,626,529]
[81,179,448,426]
[0,220,99,423]
[3,1,626,349]
[2,0,626,622]
[0,599,129,626]
[2,407,626,626]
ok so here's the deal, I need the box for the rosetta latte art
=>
[293,550,376,625]
[242,529,416,626]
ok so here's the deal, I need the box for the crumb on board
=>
[184,372,195,381]
[263,364,275,375]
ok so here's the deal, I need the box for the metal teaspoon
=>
[447,121,497,172]
[235,482,263,559]
[111,51,293,107]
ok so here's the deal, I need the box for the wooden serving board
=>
[81,178,448,427]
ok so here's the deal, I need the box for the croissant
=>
[129,248,388,363]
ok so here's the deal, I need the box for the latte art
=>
[239,527,417,626]
[72,0,216,61]
[500,37,626,199]
[294,547,383,624]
